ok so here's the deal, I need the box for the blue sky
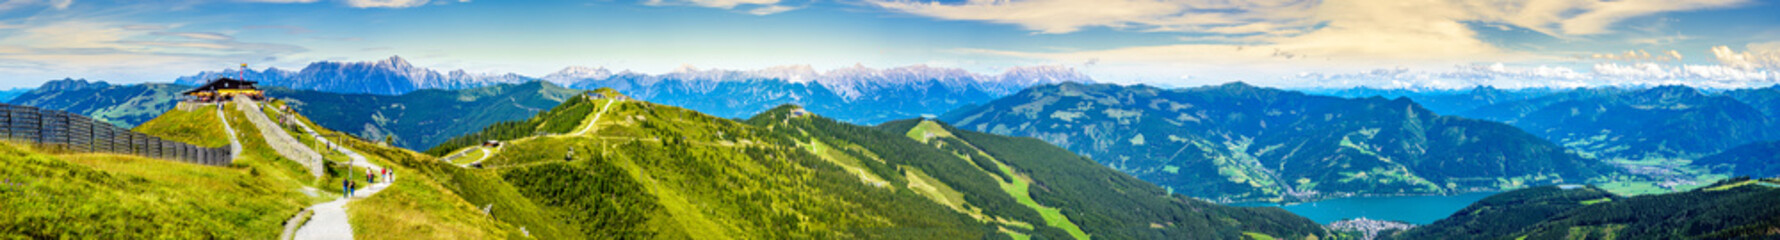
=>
[1,0,1778,89]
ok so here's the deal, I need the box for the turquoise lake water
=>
[1229,192,1498,224]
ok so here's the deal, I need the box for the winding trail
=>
[275,102,396,240]
[454,97,617,169]
[214,104,241,161]
[571,98,618,136]
[462,147,493,167]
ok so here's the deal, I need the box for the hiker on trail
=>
[380,168,388,183]
[342,178,351,198]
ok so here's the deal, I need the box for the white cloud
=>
[0,20,307,86]
[343,0,427,8]
[911,0,1752,89]
[746,5,797,15]
[1713,45,1780,70]
[870,0,1317,34]
[154,32,234,41]
[871,0,1746,36]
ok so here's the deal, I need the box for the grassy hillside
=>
[133,105,231,148]
[426,91,993,239]
[266,100,521,239]
[428,90,1333,239]
[0,105,316,238]
[1,98,517,239]
[422,90,602,155]
[752,106,1331,239]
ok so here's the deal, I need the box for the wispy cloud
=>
[234,0,321,3]
[0,20,307,85]
[746,4,797,15]
[244,25,315,34]
[869,0,1319,35]
[343,0,428,8]
[0,0,73,12]
[645,0,800,15]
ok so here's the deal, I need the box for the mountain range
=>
[939,82,1615,202]
[1456,86,1778,160]
[7,79,580,151]
[174,56,532,95]
[6,79,186,128]
[175,56,1092,125]
[0,88,29,102]
[1310,86,1558,115]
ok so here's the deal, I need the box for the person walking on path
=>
[381,168,388,183]
[342,179,351,198]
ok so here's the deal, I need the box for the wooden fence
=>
[0,104,232,166]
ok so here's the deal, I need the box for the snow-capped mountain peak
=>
[754,64,819,83]
[543,66,614,85]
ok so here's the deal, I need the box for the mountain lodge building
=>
[182,78,264,102]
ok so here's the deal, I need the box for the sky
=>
[1,0,1778,89]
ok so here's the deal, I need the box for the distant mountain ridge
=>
[175,56,532,95]
[177,56,1092,124]
[6,78,186,128]
[548,64,1090,124]
[1308,86,1558,115]
[1456,85,1778,159]
[8,78,581,150]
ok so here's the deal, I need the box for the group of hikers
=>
[342,167,394,198]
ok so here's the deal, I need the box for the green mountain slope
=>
[1694,140,1780,178]
[1724,85,1780,121]
[869,117,1328,239]
[1382,185,1618,240]
[427,90,992,239]
[1459,85,1777,160]
[6,79,186,128]
[424,89,1332,239]
[274,81,581,150]
[1386,178,1780,240]
[940,82,1614,203]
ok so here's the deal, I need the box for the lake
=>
[1230,192,1498,225]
